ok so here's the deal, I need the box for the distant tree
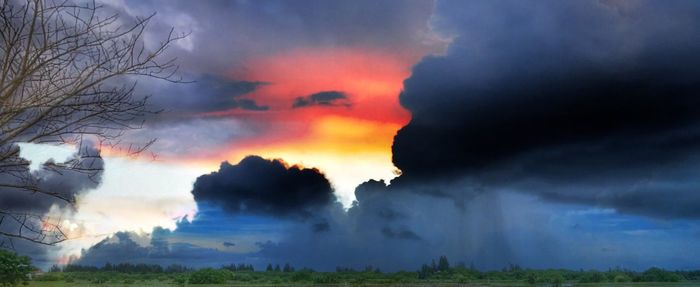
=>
[222,264,236,272]
[274,264,281,272]
[642,267,682,282]
[336,266,355,272]
[431,259,437,271]
[48,265,61,273]
[0,249,32,287]
[266,263,273,272]
[418,264,432,279]
[283,263,292,272]
[526,272,537,285]
[580,271,606,283]
[165,264,190,273]
[438,256,450,271]
[551,274,565,287]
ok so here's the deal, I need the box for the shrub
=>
[188,268,232,284]
[313,273,340,284]
[0,250,32,287]
[90,275,108,284]
[234,273,253,282]
[580,271,607,283]
[642,267,683,282]
[551,274,565,286]
[526,272,537,285]
[614,274,631,282]
[173,274,188,285]
[34,273,63,281]
[454,274,470,284]
[291,270,313,282]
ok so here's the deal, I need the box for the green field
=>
[24,281,700,287]
[24,269,700,287]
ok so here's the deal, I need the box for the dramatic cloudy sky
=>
[8,0,700,271]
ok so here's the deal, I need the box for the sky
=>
[5,0,700,271]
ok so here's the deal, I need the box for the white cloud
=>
[19,143,205,264]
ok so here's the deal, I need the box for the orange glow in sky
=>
[202,48,420,205]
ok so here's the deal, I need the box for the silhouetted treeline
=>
[48,256,700,284]
[222,263,254,272]
[57,263,192,274]
[413,257,691,284]
[335,265,381,273]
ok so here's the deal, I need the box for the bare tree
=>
[0,0,185,245]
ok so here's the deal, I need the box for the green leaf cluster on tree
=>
[0,249,33,287]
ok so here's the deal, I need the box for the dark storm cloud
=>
[311,222,330,233]
[122,117,261,159]
[75,178,700,272]
[0,143,103,265]
[104,0,441,74]
[251,181,519,271]
[234,99,269,111]
[292,91,350,108]
[98,0,442,161]
[391,0,700,218]
[381,227,421,240]
[192,156,336,219]
[149,74,268,114]
[71,1,700,272]
[119,73,270,158]
[73,231,246,268]
[0,143,103,213]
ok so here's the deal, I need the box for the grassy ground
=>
[26,281,700,287]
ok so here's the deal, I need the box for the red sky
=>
[187,47,426,203]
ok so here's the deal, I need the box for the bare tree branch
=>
[0,0,185,246]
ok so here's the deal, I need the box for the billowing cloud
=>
[123,117,260,159]
[101,0,443,74]
[146,74,268,115]
[192,156,336,219]
[391,0,700,218]
[0,143,103,265]
[1,143,103,212]
[380,227,421,240]
[74,177,700,272]
[72,230,247,268]
[292,91,351,108]
[8,0,444,270]
[27,0,700,273]
[83,0,442,206]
